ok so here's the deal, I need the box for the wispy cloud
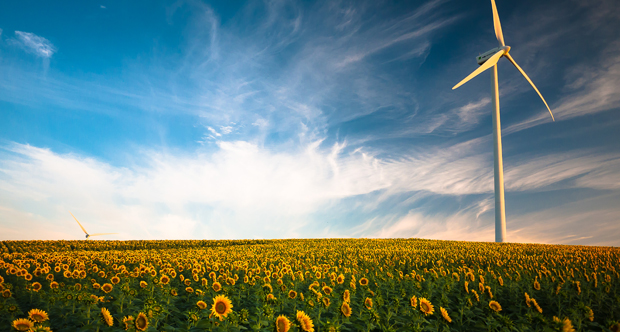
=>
[12,31,56,58]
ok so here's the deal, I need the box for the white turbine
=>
[452,0,554,242]
[69,211,117,239]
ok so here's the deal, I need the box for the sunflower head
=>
[197,300,208,310]
[364,297,373,310]
[12,318,34,331]
[122,316,134,330]
[101,307,114,326]
[419,298,434,316]
[410,295,417,308]
[101,283,113,293]
[139,281,147,288]
[275,315,291,332]
[135,312,148,331]
[111,276,120,284]
[322,297,330,307]
[489,300,502,312]
[296,311,314,332]
[212,281,222,292]
[359,278,369,286]
[31,282,42,292]
[341,302,352,317]
[288,290,297,299]
[211,295,233,321]
[343,289,350,303]
[28,309,49,323]
[440,307,452,323]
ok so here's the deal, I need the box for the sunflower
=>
[464,281,469,293]
[322,286,332,295]
[341,302,352,317]
[139,281,147,288]
[135,312,148,331]
[185,287,193,293]
[2,289,11,298]
[359,278,369,286]
[410,295,417,308]
[288,290,297,299]
[101,283,113,293]
[586,306,594,322]
[322,297,330,307]
[343,289,350,303]
[531,298,543,313]
[211,295,233,321]
[267,293,277,302]
[74,283,82,291]
[296,311,315,332]
[31,282,42,292]
[489,300,502,312]
[534,280,541,291]
[28,309,49,322]
[102,307,113,326]
[197,300,208,310]
[364,297,373,310]
[419,298,434,316]
[337,274,345,284]
[160,275,170,285]
[212,281,222,292]
[275,315,291,332]
[525,292,531,307]
[553,316,576,332]
[122,316,134,330]
[12,318,34,331]
[111,276,120,284]
[440,307,452,323]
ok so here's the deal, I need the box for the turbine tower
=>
[452,0,554,242]
[70,211,118,239]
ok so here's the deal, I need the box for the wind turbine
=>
[452,0,554,242]
[69,211,117,239]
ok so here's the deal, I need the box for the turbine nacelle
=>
[69,211,118,240]
[477,46,511,65]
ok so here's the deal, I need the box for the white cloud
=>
[13,31,56,58]
[2,138,619,242]
[0,141,390,240]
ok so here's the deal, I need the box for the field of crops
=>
[0,239,619,332]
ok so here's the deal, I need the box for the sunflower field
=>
[0,238,619,332]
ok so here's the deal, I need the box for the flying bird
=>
[452,0,555,242]
[69,211,117,239]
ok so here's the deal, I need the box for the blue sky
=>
[1,0,619,244]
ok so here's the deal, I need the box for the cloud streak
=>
[12,31,56,58]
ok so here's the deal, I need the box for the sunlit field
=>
[1,239,619,331]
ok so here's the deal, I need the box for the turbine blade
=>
[452,50,504,90]
[491,0,505,46]
[505,53,555,121]
[88,233,118,237]
[69,211,88,235]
